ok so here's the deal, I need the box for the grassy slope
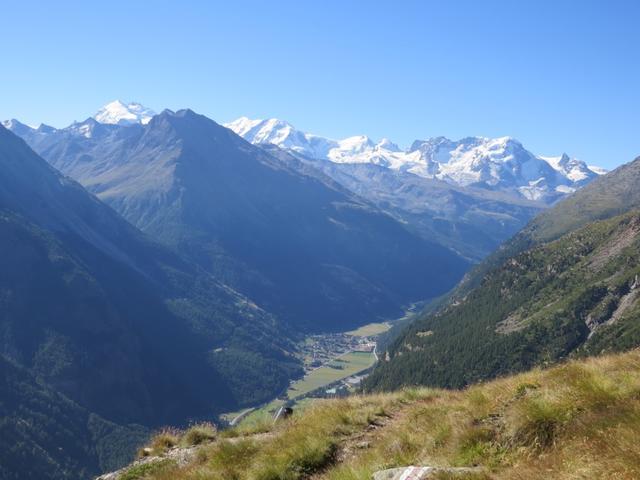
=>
[122,349,640,480]
[346,322,391,337]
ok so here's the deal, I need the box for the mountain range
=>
[226,116,603,202]
[0,122,304,418]
[3,103,606,263]
[0,101,621,480]
[4,105,468,331]
[226,116,605,260]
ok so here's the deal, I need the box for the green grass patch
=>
[287,351,376,399]
[119,459,176,480]
[346,322,392,337]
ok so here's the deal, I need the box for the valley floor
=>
[221,321,391,428]
[110,348,640,480]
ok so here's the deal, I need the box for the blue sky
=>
[1,0,638,168]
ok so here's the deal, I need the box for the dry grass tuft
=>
[182,422,217,446]
[138,428,181,458]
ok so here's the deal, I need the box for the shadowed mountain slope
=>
[11,110,470,331]
[0,355,149,480]
[0,124,300,425]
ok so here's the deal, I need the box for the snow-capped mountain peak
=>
[339,135,375,152]
[94,100,156,126]
[1,119,40,137]
[540,153,601,185]
[226,116,605,204]
[376,138,400,152]
[225,117,295,143]
[225,117,338,159]
[588,165,609,176]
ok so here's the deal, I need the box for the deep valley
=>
[2,7,638,477]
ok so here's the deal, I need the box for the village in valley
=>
[220,321,391,427]
[293,329,380,397]
[299,331,377,371]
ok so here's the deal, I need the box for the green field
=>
[286,351,376,399]
[219,407,257,425]
[220,325,384,428]
[231,399,284,428]
[346,322,391,337]
[222,351,377,428]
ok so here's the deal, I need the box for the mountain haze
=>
[0,124,305,477]
[227,117,603,260]
[8,107,469,331]
[264,143,543,261]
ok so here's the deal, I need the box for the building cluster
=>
[299,333,376,372]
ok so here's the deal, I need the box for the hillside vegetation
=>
[0,356,149,480]
[0,125,301,421]
[458,156,640,295]
[367,209,640,391]
[104,349,640,480]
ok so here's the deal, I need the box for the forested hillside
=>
[0,125,300,478]
[0,356,148,480]
[367,157,640,392]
